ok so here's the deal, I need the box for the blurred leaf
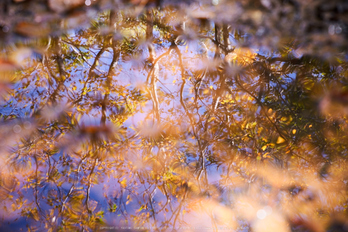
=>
[276,136,285,144]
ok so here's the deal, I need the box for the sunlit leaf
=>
[276,136,285,144]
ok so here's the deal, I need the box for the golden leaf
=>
[120,178,127,188]
[276,136,285,144]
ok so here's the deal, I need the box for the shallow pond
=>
[0,0,348,231]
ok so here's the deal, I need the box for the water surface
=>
[0,1,348,231]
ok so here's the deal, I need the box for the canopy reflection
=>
[0,1,348,231]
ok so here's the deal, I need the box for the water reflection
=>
[0,1,348,231]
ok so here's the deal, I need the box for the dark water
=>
[1,0,348,231]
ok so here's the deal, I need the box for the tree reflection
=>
[0,1,348,231]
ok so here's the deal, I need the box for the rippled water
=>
[0,1,348,231]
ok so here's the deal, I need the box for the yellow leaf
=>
[280,117,287,121]
[203,89,209,94]
[208,117,216,122]
[261,145,267,151]
[225,47,256,65]
[276,136,285,144]
[258,127,263,134]
[292,129,296,134]
[120,178,127,188]
[137,205,144,212]
[77,114,82,122]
